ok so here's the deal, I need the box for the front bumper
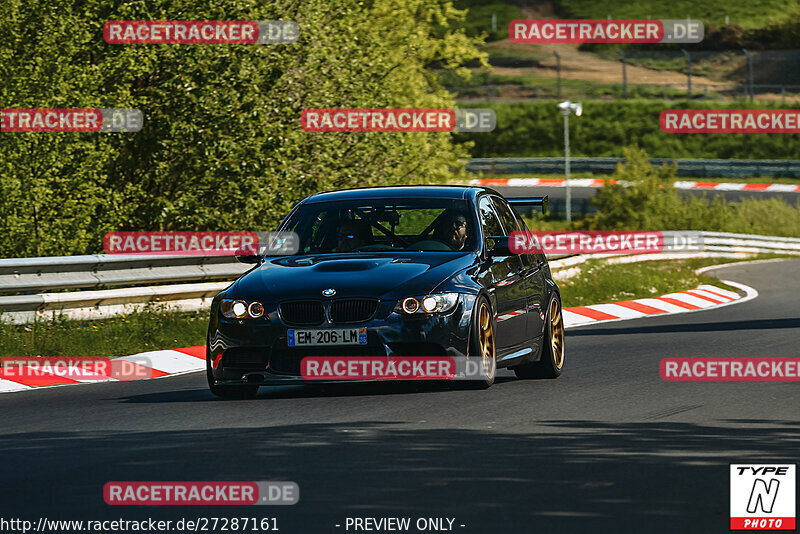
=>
[207,296,475,386]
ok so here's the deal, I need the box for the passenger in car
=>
[336,219,372,252]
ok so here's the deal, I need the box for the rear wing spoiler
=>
[507,196,548,213]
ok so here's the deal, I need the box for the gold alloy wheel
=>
[549,298,565,369]
[478,302,496,379]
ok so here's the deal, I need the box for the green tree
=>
[0,0,487,257]
[592,146,800,236]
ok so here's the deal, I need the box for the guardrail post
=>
[742,48,753,102]
[553,51,562,99]
[563,112,571,222]
[682,49,692,98]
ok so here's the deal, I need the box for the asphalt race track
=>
[1,259,798,533]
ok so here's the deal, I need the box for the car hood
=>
[230,252,477,301]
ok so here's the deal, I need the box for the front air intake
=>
[280,301,325,326]
[330,299,379,324]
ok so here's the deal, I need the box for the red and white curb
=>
[673,181,800,193]
[0,282,757,393]
[473,178,612,188]
[470,177,800,193]
[561,282,757,328]
[0,346,206,394]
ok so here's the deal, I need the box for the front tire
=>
[206,352,259,399]
[514,294,565,379]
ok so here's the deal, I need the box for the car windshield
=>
[281,198,477,254]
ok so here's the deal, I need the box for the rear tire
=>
[514,294,564,379]
[464,296,496,389]
[206,352,259,399]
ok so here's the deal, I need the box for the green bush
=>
[455,101,800,159]
[453,0,522,41]
[552,0,795,30]
[750,4,800,48]
[591,146,800,236]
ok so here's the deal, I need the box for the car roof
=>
[302,185,502,204]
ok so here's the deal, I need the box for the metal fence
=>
[448,49,800,103]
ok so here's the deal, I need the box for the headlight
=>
[221,299,266,319]
[248,302,265,318]
[401,297,420,314]
[395,293,459,315]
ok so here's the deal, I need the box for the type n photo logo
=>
[730,464,796,530]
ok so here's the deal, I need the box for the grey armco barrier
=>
[0,254,250,324]
[1,232,799,324]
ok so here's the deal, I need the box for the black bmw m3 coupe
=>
[207,185,564,398]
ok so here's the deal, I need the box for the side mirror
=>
[486,236,516,257]
[234,246,261,264]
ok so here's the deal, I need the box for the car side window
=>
[492,196,542,268]
[478,197,504,238]
[512,208,530,232]
[490,196,521,235]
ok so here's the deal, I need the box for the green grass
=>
[0,306,208,357]
[558,255,771,307]
[553,0,795,29]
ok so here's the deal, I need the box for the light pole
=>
[557,100,582,223]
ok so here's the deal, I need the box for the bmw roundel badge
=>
[322,288,336,297]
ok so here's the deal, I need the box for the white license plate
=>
[287,328,367,347]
